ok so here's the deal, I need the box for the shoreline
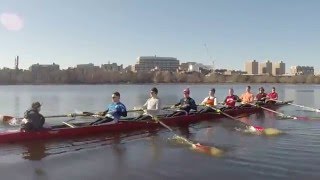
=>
[1,82,320,86]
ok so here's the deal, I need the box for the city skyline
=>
[1,0,319,70]
[2,55,315,73]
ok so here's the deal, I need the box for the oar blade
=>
[8,118,21,126]
[191,143,224,157]
[241,126,261,135]
[1,115,15,123]
[171,135,223,157]
[263,128,283,136]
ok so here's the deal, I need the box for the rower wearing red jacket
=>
[255,87,267,104]
[266,87,278,104]
[223,88,241,107]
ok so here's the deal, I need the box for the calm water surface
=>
[0,84,319,180]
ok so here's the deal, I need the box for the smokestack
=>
[15,56,19,70]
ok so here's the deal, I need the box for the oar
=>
[71,109,145,120]
[274,100,320,113]
[203,105,282,136]
[258,105,297,119]
[152,116,223,156]
[1,113,88,125]
[253,104,311,120]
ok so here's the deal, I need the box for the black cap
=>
[151,87,158,94]
[210,88,216,93]
[32,102,41,109]
[113,92,120,97]
[259,87,264,91]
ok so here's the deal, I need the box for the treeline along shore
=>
[1,68,320,84]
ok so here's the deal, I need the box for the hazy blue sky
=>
[0,0,319,71]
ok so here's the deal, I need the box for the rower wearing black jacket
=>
[20,102,45,132]
[169,88,197,117]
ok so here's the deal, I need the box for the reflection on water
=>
[22,142,47,161]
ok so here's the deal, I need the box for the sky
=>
[0,0,319,71]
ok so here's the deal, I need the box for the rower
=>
[90,92,127,125]
[240,86,254,106]
[169,88,197,117]
[223,88,241,108]
[20,102,46,132]
[199,88,218,113]
[255,87,267,105]
[266,87,278,104]
[135,87,161,120]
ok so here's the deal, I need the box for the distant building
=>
[179,62,213,74]
[214,69,228,74]
[75,63,100,75]
[272,61,285,75]
[101,63,123,71]
[259,60,272,75]
[29,63,60,72]
[124,65,133,72]
[245,60,259,74]
[76,63,99,69]
[290,66,314,75]
[179,62,196,71]
[133,56,179,72]
[224,70,247,75]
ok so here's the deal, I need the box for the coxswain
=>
[240,86,255,105]
[255,87,267,105]
[169,88,197,116]
[90,92,127,125]
[223,88,241,108]
[135,87,161,120]
[20,102,46,131]
[266,87,278,104]
[199,88,218,113]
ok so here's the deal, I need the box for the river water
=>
[0,84,319,180]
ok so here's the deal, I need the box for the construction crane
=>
[204,43,214,71]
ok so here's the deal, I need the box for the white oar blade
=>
[8,118,21,126]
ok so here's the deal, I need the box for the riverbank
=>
[1,69,319,85]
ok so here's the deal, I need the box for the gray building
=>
[29,63,60,72]
[290,66,314,75]
[245,60,259,74]
[272,61,285,75]
[259,60,272,75]
[101,63,123,71]
[133,56,180,72]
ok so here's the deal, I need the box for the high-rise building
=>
[245,60,259,74]
[272,61,285,75]
[259,60,272,74]
[290,66,314,75]
[133,56,180,72]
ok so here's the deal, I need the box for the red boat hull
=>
[0,103,288,144]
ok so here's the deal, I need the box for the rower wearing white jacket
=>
[136,87,161,120]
